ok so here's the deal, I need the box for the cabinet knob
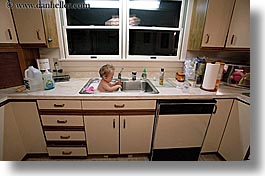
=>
[48,38,53,42]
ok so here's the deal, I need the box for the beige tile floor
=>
[24,154,222,161]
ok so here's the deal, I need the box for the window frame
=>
[59,0,187,61]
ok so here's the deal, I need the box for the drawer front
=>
[37,100,82,110]
[45,131,85,141]
[82,100,156,110]
[47,147,87,157]
[41,115,84,126]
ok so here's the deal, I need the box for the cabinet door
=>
[11,0,46,44]
[0,1,18,43]
[0,105,4,160]
[84,115,119,155]
[11,102,47,154]
[3,103,26,161]
[226,0,250,48]
[201,99,233,153]
[120,115,154,154]
[219,100,250,160]
[201,0,235,47]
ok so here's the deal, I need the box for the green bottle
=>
[141,68,147,79]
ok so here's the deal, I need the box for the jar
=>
[176,72,185,82]
[132,71,137,80]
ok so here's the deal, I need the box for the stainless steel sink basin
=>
[79,78,159,94]
[121,79,159,94]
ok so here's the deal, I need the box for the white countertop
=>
[0,78,250,104]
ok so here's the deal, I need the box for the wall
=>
[39,48,184,79]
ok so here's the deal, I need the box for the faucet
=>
[118,68,124,80]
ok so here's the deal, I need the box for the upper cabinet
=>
[225,0,250,48]
[188,0,250,50]
[0,0,18,43]
[11,0,59,48]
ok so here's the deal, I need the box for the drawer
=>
[45,131,85,141]
[41,115,84,126]
[37,100,82,110]
[82,100,156,110]
[47,147,87,157]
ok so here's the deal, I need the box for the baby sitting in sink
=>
[97,64,122,92]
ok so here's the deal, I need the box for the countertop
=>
[0,78,250,104]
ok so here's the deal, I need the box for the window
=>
[60,0,187,60]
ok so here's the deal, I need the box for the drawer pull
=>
[113,119,116,128]
[205,34,210,44]
[54,104,65,108]
[36,29,41,40]
[57,120,67,124]
[123,119,126,129]
[7,29,12,40]
[62,151,72,155]
[60,135,70,139]
[230,34,235,45]
[114,104,125,108]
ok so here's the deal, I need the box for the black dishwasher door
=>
[159,99,216,115]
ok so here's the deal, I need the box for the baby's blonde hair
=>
[99,64,115,78]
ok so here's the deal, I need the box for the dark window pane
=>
[67,29,119,55]
[66,0,119,26]
[129,0,182,27]
[129,30,179,56]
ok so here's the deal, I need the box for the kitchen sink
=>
[79,78,159,94]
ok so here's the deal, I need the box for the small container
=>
[176,72,185,82]
[132,71,137,80]
[42,69,55,90]
[215,62,225,90]
[159,68,165,85]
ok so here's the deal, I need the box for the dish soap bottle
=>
[141,68,147,79]
[159,68,165,85]
[42,69,55,90]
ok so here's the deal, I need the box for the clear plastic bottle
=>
[159,68,165,85]
[42,69,55,90]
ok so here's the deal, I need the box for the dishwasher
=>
[151,99,216,161]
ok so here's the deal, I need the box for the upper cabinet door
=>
[226,0,250,48]
[11,0,46,44]
[0,0,18,43]
[201,0,235,48]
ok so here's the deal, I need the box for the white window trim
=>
[57,0,189,61]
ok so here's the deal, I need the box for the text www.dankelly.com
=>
[6,0,90,9]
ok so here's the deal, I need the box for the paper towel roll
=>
[201,63,220,91]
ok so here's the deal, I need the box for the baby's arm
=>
[105,84,122,92]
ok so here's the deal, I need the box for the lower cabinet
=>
[82,100,156,155]
[218,100,250,160]
[1,101,46,161]
[84,115,154,155]
[201,99,234,153]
